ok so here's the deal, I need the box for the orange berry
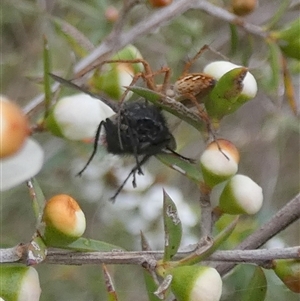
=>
[105,6,119,22]
[43,194,86,238]
[0,96,30,158]
[148,0,173,8]
[231,0,257,16]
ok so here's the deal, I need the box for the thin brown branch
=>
[40,246,300,266]
[208,246,300,263]
[192,1,268,38]
[2,245,299,266]
[44,250,156,266]
[199,190,213,237]
[216,192,300,275]
[0,244,26,263]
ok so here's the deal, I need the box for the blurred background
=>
[1,0,299,300]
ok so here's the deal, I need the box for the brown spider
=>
[76,45,219,132]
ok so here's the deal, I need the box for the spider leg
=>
[164,147,195,163]
[49,73,119,112]
[101,58,157,91]
[182,45,210,75]
[180,93,211,125]
[141,66,171,95]
[77,121,105,176]
[181,44,228,76]
[110,154,151,203]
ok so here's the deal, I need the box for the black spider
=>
[50,74,193,201]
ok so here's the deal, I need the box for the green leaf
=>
[128,85,161,102]
[156,153,202,184]
[280,37,300,61]
[128,86,206,132]
[178,216,239,266]
[264,0,290,30]
[51,17,94,58]
[102,264,119,301]
[27,178,46,226]
[163,190,182,261]
[241,267,267,301]
[272,17,300,60]
[140,232,161,301]
[140,232,162,301]
[273,259,300,293]
[275,17,300,42]
[44,237,125,252]
[267,41,282,92]
[143,271,161,301]
[205,67,248,121]
[229,24,239,56]
[215,214,257,248]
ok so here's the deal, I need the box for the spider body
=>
[173,72,216,106]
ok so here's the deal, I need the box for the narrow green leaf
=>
[45,237,125,252]
[267,41,282,92]
[163,190,182,261]
[156,153,202,184]
[128,85,163,102]
[27,178,46,226]
[102,264,119,301]
[265,1,292,30]
[144,271,161,301]
[241,267,267,301]
[128,86,206,132]
[275,17,300,60]
[51,17,94,58]
[140,232,161,301]
[178,216,239,266]
[43,35,51,119]
[229,24,239,56]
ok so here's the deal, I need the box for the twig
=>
[208,246,300,263]
[0,244,27,263]
[192,1,268,38]
[216,192,300,275]
[199,190,213,237]
[2,245,299,266]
